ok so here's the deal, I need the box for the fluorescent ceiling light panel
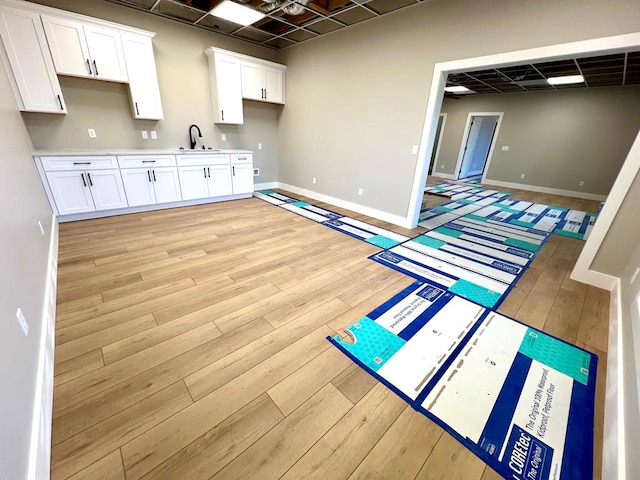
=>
[444,86,474,94]
[209,0,266,26]
[546,74,584,85]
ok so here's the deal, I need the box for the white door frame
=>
[453,112,503,180]
[429,113,447,175]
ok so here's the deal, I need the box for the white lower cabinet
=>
[46,168,127,215]
[231,163,254,194]
[178,165,232,200]
[121,167,181,206]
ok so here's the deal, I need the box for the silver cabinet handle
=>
[87,172,93,187]
[93,60,99,76]
[237,157,247,161]
[86,58,92,75]
[81,173,87,187]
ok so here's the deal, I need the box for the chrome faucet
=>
[189,124,202,149]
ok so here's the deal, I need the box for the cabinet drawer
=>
[176,154,230,167]
[231,154,253,164]
[40,155,118,171]
[118,155,176,168]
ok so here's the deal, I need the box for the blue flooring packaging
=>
[328,280,597,480]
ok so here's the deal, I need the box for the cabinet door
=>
[45,171,95,215]
[152,168,181,204]
[264,66,284,104]
[0,7,66,113]
[121,33,163,120]
[121,168,156,207]
[87,169,128,211]
[211,53,243,124]
[178,166,209,200]
[41,15,92,78]
[84,24,127,82]
[231,164,253,195]
[240,61,262,101]
[208,164,233,197]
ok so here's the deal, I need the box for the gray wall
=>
[591,169,640,276]
[278,0,640,218]
[22,0,281,182]
[438,87,640,195]
[0,54,55,479]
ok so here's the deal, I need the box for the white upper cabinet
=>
[205,49,243,125]
[42,15,127,82]
[0,5,66,113]
[241,60,284,104]
[121,32,163,120]
[205,47,286,124]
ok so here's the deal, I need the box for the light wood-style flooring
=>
[51,185,608,480]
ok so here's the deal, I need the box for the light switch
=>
[221,134,227,141]
[411,145,418,155]
[150,131,157,139]
[141,131,148,139]
[88,128,96,138]
[501,146,509,151]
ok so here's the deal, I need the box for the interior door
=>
[459,117,482,178]
[467,117,499,176]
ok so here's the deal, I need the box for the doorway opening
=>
[427,113,447,176]
[455,113,502,180]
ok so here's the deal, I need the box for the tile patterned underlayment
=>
[254,190,409,248]
[328,280,597,480]
[418,190,511,230]
[371,215,550,308]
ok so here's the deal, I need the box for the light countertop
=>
[33,148,253,156]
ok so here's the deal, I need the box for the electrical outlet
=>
[441,164,444,169]
[520,174,526,179]
[312,177,316,184]
[258,143,263,150]
[358,188,363,196]
[37,220,45,236]
[579,180,585,187]
[221,134,227,141]
[501,146,509,151]
[141,131,148,139]
[88,128,96,138]
[411,145,418,155]
[16,308,29,336]
[150,131,157,139]
[253,168,260,177]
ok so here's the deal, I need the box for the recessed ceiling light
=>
[444,86,474,94]
[209,0,266,26]
[546,74,584,85]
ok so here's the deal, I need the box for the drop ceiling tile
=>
[263,37,297,49]
[233,27,276,43]
[331,5,377,25]
[282,28,317,42]
[367,0,418,15]
[304,18,344,34]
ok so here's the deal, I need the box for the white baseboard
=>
[277,183,413,229]
[432,172,455,180]
[254,182,278,190]
[28,214,58,480]
[482,178,607,201]
[570,268,617,291]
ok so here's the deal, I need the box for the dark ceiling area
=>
[446,52,640,97]
[102,0,427,49]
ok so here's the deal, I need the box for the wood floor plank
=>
[57,273,142,304]
[185,298,350,401]
[331,363,379,405]
[66,450,125,480]
[51,381,192,480]
[577,286,610,352]
[121,325,336,480]
[210,384,353,480]
[54,349,104,387]
[267,346,353,416]
[280,383,406,480]
[346,407,444,480]
[52,319,273,446]
[140,394,284,480]
[53,322,221,413]
[55,314,156,365]
[414,432,485,480]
